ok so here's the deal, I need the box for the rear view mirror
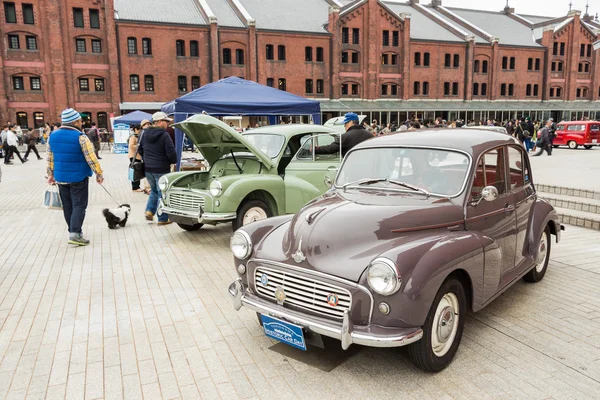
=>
[473,185,498,206]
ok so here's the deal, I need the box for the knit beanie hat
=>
[61,108,82,124]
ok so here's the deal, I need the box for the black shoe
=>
[4,162,14,165]
[22,159,28,163]
[97,157,102,160]
[37,157,43,160]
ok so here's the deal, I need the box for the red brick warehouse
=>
[1,0,599,128]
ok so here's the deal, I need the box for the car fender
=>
[219,174,285,215]
[361,231,484,328]
[527,198,561,259]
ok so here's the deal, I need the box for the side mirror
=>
[473,186,498,206]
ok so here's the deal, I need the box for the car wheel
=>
[568,141,578,149]
[584,145,593,150]
[523,227,551,283]
[407,278,466,372]
[233,200,272,231]
[177,223,203,231]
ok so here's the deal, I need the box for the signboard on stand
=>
[113,123,130,154]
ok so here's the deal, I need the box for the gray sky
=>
[442,0,595,18]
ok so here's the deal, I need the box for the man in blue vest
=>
[47,108,104,246]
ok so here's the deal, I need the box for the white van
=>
[324,115,368,133]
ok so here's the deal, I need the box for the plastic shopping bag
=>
[43,185,63,210]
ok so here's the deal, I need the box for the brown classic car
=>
[228,129,564,372]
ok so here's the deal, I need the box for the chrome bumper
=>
[228,279,423,350]
[159,201,236,223]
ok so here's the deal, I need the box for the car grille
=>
[168,192,205,210]
[254,267,351,319]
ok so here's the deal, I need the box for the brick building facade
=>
[1,0,599,129]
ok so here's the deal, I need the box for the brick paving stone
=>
[1,152,600,399]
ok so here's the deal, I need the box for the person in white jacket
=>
[4,126,27,164]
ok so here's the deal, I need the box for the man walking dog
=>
[47,108,104,246]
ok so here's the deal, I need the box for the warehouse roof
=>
[204,0,246,28]
[237,0,331,33]
[448,7,542,47]
[114,0,207,25]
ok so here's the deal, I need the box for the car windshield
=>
[336,147,470,197]
[242,134,285,158]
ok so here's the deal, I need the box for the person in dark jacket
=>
[315,113,372,157]
[531,120,553,156]
[138,112,178,225]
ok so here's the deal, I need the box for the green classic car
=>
[158,114,342,231]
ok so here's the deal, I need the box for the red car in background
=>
[553,120,600,149]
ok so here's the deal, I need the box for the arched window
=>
[578,62,591,73]
[481,83,487,96]
[235,49,244,65]
[191,76,200,90]
[129,75,139,91]
[474,60,480,73]
[473,83,479,96]
[33,112,44,128]
[482,60,488,73]
[551,61,563,72]
[266,44,274,60]
[341,82,359,96]
[413,81,420,95]
[576,87,589,98]
[16,112,28,129]
[222,48,231,64]
[190,40,199,57]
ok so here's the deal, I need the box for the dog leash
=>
[99,183,121,207]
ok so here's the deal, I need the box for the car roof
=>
[352,128,521,158]
[244,124,337,138]
[557,120,599,125]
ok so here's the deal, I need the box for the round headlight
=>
[367,258,401,296]
[158,176,168,192]
[230,231,252,259]
[210,180,222,197]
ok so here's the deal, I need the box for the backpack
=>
[23,133,30,145]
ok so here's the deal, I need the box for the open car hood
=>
[174,114,275,168]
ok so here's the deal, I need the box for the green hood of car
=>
[174,114,275,169]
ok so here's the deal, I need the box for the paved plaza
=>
[0,148,599,399]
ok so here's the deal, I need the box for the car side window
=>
[296,134,341,161]
[507,146,525,190]
[471,148,507,199]
[591,124,600,132]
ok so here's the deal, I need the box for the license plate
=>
[261,314,307,351]
[593,139,597,143]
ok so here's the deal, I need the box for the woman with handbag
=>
[128,124,144,192]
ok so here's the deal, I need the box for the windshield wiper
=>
[387,179,430,198]
[343,178,430,198]
[342,178,387,190]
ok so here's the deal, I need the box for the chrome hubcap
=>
[536,235,547,272]
[431,293,459,357]
[242,207,268,226]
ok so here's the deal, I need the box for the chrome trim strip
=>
[228,279,423,349]
[249,258,374,324]
[201,212,236,222]
[160,206,198,219]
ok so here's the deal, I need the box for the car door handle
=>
[504,204,515,213]
[327,167,338,172]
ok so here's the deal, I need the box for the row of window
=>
[73,7,100,29]
[127,75,201,93]
[266,78,289,92]
[4,2,33,24]
[127,37,154,55]
[444,54,460,68]
[78,78,105,92]
[305,47,324,62]
[549,60,591,73]
[580,44,593,57]
[12,76,40,91]
[266,45,286,61]
[7,34,36,50]
[382,30,400,47]
[305,79,325,94]
[415,52,431,67]
[15,112,108,130]
[222,49,244,65]
[501,57,541,71]
[548,87,592,98]
[342,27,360,45]
[75,38,102,54]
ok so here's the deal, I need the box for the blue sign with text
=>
[261,314,307,351]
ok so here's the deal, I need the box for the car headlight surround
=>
[230,230,252,259]
[367,258,401,296]
[158,176,168,192]
[210,180,223,197]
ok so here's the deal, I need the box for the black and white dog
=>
[102,204,131,229]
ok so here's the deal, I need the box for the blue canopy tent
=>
[161,77,322,170]
[113,110,152,126]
